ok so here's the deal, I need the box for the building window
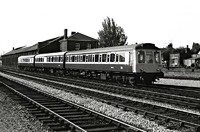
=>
[75,43,80,50]
[87,43,91,49]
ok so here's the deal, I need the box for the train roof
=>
[35,52,66,57]
[66,43,160,55]
[18,55,35,59]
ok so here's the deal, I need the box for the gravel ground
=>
[0,84,48,132]
[0,72,189,132]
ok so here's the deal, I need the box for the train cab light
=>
[157,69,161,72]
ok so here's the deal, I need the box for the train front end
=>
[134,43,163,83]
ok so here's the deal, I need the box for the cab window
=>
[138,51,145,63]
[154,51,160,63]
[146,51,153,63]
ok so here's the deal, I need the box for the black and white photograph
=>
[0,0,200,132]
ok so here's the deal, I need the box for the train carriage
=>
[63,43,163,83]
[17,43,163,84]
[18,55,36,70]
[34,52,66,73]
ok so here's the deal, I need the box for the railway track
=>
[0,76,144,132]
[2,68,200,109]
[1,68,200,131]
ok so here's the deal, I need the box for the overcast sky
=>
[1,0,200,55]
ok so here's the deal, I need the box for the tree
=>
[162,43,175,65]
[98,17,127,47]
[191,42,200,54]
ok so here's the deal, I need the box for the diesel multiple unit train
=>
[18,43,164,84]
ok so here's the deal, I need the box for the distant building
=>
[169,53,180,67]
[184,53,200,68]
[2,29,98,68]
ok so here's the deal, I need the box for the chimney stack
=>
[64,29,68,39]
[71,31,76,35]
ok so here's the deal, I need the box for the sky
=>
[0,0,200,55]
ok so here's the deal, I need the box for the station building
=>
[2,29,98,68]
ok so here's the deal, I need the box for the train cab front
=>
[135,44,163,83]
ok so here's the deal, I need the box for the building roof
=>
[2,32,98,57]
[2,44,38,56]
[67,32,98,42]
[185,56,200,60]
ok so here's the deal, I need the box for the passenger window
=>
[95,54,99,62]
[110,53,115,62]
[99,54,102,62]
[92,55,95,62]
[83,55,86,62]
[146,51,153,63]
[116,54,119,62]
[71,56,75,62]
[107,54,110,62]
[60,56,63,62]
[66,56,69,62]
[74,56,77,62]
[89,55,92,62]
[102,54,106,62]
[86,55,88,62]
[138,51,145,63]
[154,51,160,63]
[80,55,83,62]
[119,53,125,62]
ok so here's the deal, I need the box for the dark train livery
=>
[18,43,163,84]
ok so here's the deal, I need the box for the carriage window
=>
[95,54,99,62]
[92,55,95,62]
[86,55,88,62]
[47,57,50,62]
[116,54,119,62]
[80,55,83,62]
[110,53,115,62]
[107,54,110,62]
[102,54,106,62]
[89,55,92,62]
[146,51,153,63]
[154,51,160,63]
[138,51,145,63]
[55,56,59,62]
[83,55,86,62]
[71,56,75,62]
[77,56,80,62]
[60,56,63,62]
[74,56,77,62]
[119,53,125,62]
[99,54,102,62]
[66,56,69,62]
